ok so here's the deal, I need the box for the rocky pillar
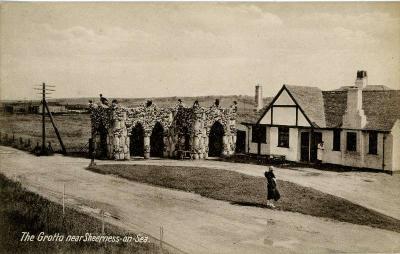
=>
[163,135,169,158]
[230,134,236,155]
[170,135,176,157]
[111,115,129,160]
[199,135,205,159]
[107,134,113,159]
[112,134,121,160]
[171,135,178,157]
[144,134,150,159]
[204,130,210,159]
[192,136,200,160]
[222,135,230,156]
[125,136,130,158]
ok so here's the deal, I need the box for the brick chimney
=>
[342,71,367,129]
[255,85,263,111]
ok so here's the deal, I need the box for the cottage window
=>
[333,129,341,151]
[368,131,378,155]
[278,127,289,148]
[346,132,357,151]
[252,125,266,143]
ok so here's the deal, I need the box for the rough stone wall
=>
[89,101,237,160]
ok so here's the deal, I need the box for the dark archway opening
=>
[150,122,164,157]
[236,130,246,154]
[182,126,191,151]
[98,124,108,159]
[208,121,224,157]
[130,123,144,157]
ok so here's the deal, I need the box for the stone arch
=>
[130,122,144,157]
[150,122,164,157]
[208,121,225,157]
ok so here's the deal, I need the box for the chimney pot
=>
[355,70,368,88]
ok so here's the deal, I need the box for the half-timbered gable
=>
[257,85,313,127]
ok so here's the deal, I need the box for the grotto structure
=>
[89,99,238,160]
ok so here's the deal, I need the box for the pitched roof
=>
[285,85,326,127]
[322,91,347,128]
[256,85,400,131]
[335,85,392,91]
[238,98,273,124]
[361,90,400,130]
[322,90,400,130]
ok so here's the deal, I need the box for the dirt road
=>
[1,146,399,254]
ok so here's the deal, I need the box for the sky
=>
[0,2,399,100]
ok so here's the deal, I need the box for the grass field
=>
[88,164,400,233]
[0,113,91,153]
[0,173,166,254]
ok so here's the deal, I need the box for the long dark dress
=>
[266,171,280,201]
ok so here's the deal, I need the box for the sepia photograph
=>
[0,1,399,253]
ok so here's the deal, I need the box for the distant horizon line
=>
[1,83,398,102]
[0,93,265,103]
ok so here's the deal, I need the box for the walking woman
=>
[265,166,280,208]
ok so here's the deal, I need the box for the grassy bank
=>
[88,164,400,233]
[0,173,164,254]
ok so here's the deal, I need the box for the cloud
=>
[1,3,399,100]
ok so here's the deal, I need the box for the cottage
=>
[243,71,400,173]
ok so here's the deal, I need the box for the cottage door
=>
[235,130,246,154]
[300,132,310,162]
[310,132,322,162]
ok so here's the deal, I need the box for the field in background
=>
[0,113,91,152]
[2,94,264,109]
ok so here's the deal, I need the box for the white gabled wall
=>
[273,107,297,126]
[258,87,310,127]
[260,110,271,124]
[297,111,310,127]
[274,90,296,105]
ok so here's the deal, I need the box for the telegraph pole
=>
[35,82,66,155]
[41,82,46,154]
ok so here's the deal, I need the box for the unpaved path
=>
[102,158,400,220]
[1,146,399,254]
